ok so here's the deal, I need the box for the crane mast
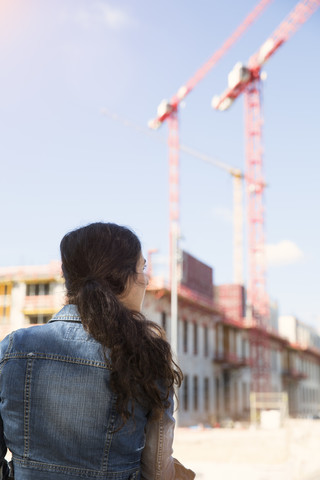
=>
[244,76,268,326]
[233,172,244,285]
[168,110,180,358]
[245,77,271,392]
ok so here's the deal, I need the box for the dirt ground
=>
[173,419,320,480]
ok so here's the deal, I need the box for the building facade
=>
[0,262,65,338]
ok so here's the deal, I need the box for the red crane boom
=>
[149,0,274,129]
[213,0,320,111]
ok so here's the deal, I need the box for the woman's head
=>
[60,222,147,311]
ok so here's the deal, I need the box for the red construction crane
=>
[148,0,273,282]
[212,0,320,392]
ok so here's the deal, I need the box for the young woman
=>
[0,222,195,479]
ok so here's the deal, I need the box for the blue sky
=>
[0,0,319,328]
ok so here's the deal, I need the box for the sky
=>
[0,0,319,328]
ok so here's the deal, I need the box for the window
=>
[204,377,209,411]
[183,321,188,353]
[242,338,246,359]
[161,312,167,332]
[242,382,248,411]
[234,382,238,413]
[183,375,189,411]
[26,283,50,296]
[193,323,198,355]
[204,326,209,357]
[0,283,11,323]
[215,377,220,414]
[27,314,51,324]
[193,375,198,411]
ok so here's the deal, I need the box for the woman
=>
[0,222,195,479]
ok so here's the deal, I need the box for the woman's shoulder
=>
[0,317,109,368]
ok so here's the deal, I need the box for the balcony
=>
[281,368,307,381]
[214,352,250,369]
[23,295,57,315]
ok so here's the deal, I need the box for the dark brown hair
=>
[60,222,182,421]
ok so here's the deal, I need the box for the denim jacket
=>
[0,305,194,480]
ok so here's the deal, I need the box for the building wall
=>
[0,262,65,338]
[269,300,279,332]
[143,289,257,425]
[10,282,26,330]
[270,342,282,393]
[298,358,320,417]
[143,291,217,426]
[279,315,297,343]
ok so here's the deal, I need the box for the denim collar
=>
[49,304,82,324]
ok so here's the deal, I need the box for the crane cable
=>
[101,107,242,178]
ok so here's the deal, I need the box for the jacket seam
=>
[0,335,13,375]
[1,353,112,370]
[7,333,14,354]
[49,315,81,322]
[49,318,82,324]
[23,357,33,458]
[155,413,164,480]
[102,397,117,471]
[13,456,140,477]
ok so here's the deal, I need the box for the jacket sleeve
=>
[0,416,9,480]
[0,335,11,480]
[140,391,195,480]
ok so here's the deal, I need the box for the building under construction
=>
[0,255,319,428]
[148,0,320,402]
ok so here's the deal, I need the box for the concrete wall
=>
[278,315,297,343]
[143,292,217,426]
[10,282,26,330]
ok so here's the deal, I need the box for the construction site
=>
[0,0,319,479]
[149,2,320,476]
[173,418,320,479]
